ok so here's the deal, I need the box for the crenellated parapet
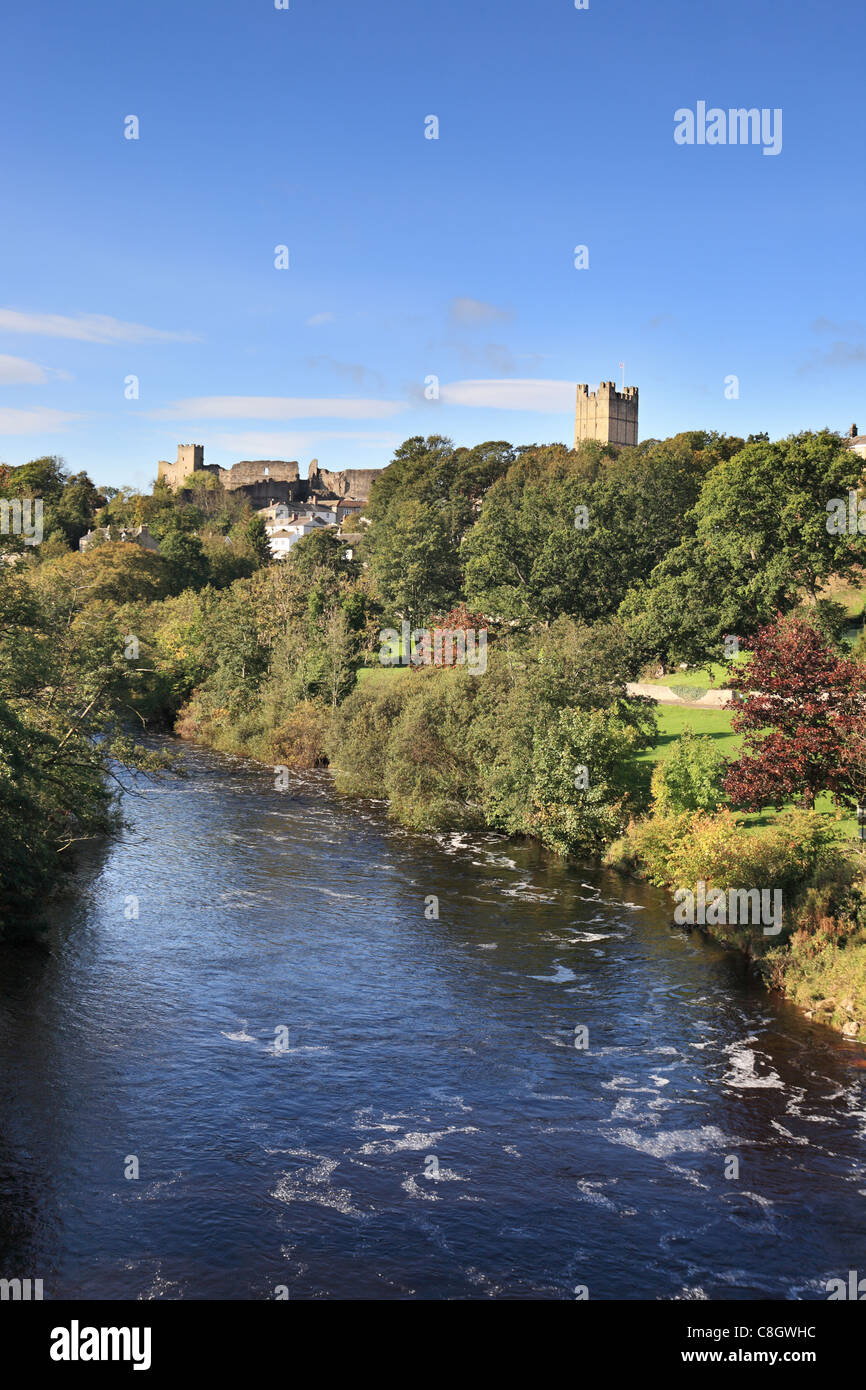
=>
[575,382,639,449]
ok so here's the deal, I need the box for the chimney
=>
[850,423,858,438]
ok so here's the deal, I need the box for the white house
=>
[260,512,332,560]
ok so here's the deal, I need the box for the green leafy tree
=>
[244,514,272,568]
[363,435,515,624]
[622,431,864,667]
[290,528,349,577]
[463,435,721,627]
[159,522,209,594]
[0,563,167,927]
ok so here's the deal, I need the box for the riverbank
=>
[178,685,866,1049]
[604,809,866,1044]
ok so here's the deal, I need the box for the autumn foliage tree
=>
[723,615,866,811]
[419,604,487,668]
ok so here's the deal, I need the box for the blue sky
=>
[1,0,863,490]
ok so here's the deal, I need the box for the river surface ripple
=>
[1,741,865,1300]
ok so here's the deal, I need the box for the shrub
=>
[650,727,727,814]
[325,679,411,797]
[622,808,843,895]
[270,701,331,768]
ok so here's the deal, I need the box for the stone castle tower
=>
[575,382,638,449]
[157,444,205,489]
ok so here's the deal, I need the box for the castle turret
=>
[158,444,206,490]
[575,382,638,449]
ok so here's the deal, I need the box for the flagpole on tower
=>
[619,361,625,392]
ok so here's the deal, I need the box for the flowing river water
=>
[1,740,865,1300]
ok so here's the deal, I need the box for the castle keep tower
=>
[575,382,638,449]
[157,443,205,489]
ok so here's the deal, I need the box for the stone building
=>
[156,444,205,491]
[845,423,866,460]
[79,524,159,553]
[156,445,380,507]
[575,382,639,449]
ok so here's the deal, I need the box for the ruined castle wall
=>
[157,446,382,503]
[225,478,308,508]
[310,467,379,501]
[221,460,301,490]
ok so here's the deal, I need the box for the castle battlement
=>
[575,381,639,449]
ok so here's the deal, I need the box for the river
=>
[1,741,864,1300]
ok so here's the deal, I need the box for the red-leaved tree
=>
[723,615,866,810]
[417,604,488,669]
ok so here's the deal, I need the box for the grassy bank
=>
[604,796,866,1042]
[616,694,866,1038]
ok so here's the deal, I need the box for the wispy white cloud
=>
[306,312,336,326]
[0,354,49,385]
[0,309,201,344]
[0,406,82,433]
[0,354,73,385]
[210,429,402,456]
[150,395,407,421]
[450,297,513,326]
[439,379,574,411]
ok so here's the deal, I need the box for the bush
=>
[503,707,648,856]
[650,727,727,814]
[325,678,411,797]
[383,674,483,830]
[623,808,843,895]
[270,701,332,768]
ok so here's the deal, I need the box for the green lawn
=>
[641,700,857,838]
[641,657,746,689]
[356,664,412,687]
[818,572,866,619]
[640,703,742,761]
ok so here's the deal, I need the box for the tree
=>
[49,471,105,548]
[621,432,864,667]
[461,444,586,624]
[3,456,67,503]
[362,435,515,624]
[366,494,460,626]
[696,432,862,606]
[244,514,272,568]
[31,544,170,605]
[723,615,866,810]
[463,435,721,628]
[159,522,209,594]
[0,560,168,927]
[651,728,728,814]
[290,528,347,576]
